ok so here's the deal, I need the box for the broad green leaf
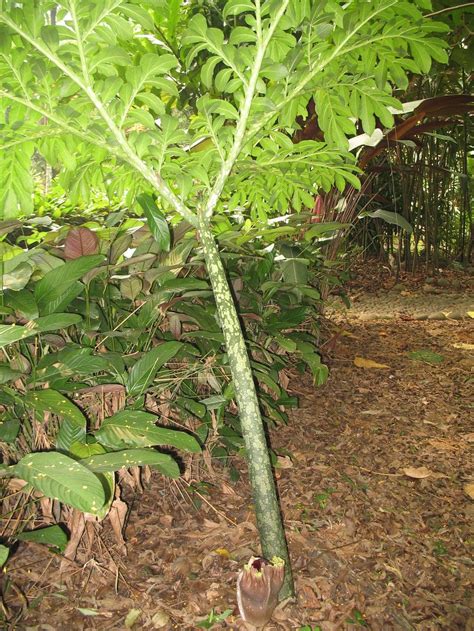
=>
[0,418,20,442]
[0,365,23,384]
[37,347,110,379]
[24,389,87,450]
[158,278,209,292]
[14,452,106,515]
[175,396,207,418]
[69,441,106,460]
[1,262,34,290]
[304,222,349,241]
[4,289,38,320]
[408,350,444,365]
[0,314,82,349]
[265,306,307,333]
[126,342,182,396]
[280,258,309,285]
[16,525,68,552]
[94,410,201,453]
[34,313,83,331]
[137,194,170,252]
[0,545,9,568]
[80,448,180,478]
[35,255,104,315]
[361,209,412,233]
[223,0,255,18]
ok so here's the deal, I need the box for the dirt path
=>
[6,275,474,631]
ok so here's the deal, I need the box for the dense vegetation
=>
[0,0,471,622]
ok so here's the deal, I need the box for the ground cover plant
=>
[0,0,461,625]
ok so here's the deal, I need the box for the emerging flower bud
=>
[236,556,285,627]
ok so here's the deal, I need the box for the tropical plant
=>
[0,0,448,597]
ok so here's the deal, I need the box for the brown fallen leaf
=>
[276,455,293,469]
[403,466,433,479]
[354,356,390,369]
[151,610,170,629]
[464,483,474,499]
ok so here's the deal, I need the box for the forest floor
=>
[5,262,474,631]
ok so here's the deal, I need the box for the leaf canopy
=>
[0,0,448,223]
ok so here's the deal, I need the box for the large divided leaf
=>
[14,452,106,515]
[0,145,34,219]
[80,448,180,478]
[94,410,201,453]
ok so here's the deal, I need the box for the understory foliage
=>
[0,0,449,597]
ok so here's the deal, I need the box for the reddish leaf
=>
[64,227,99,260]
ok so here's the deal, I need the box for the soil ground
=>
[4,263,474,631]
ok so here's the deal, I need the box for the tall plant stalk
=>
[197,214,293,597]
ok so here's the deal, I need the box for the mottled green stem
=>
[198,214,294,599]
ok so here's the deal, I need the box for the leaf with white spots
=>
[14,452,106,515]
[94,410,201,453]
[80,448,180,478]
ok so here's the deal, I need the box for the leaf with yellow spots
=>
[80,448,180,478]
[95,410,201,453]
[353,356,389,369]
[14,452,106,515]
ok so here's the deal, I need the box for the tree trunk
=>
[197,214,294,599]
